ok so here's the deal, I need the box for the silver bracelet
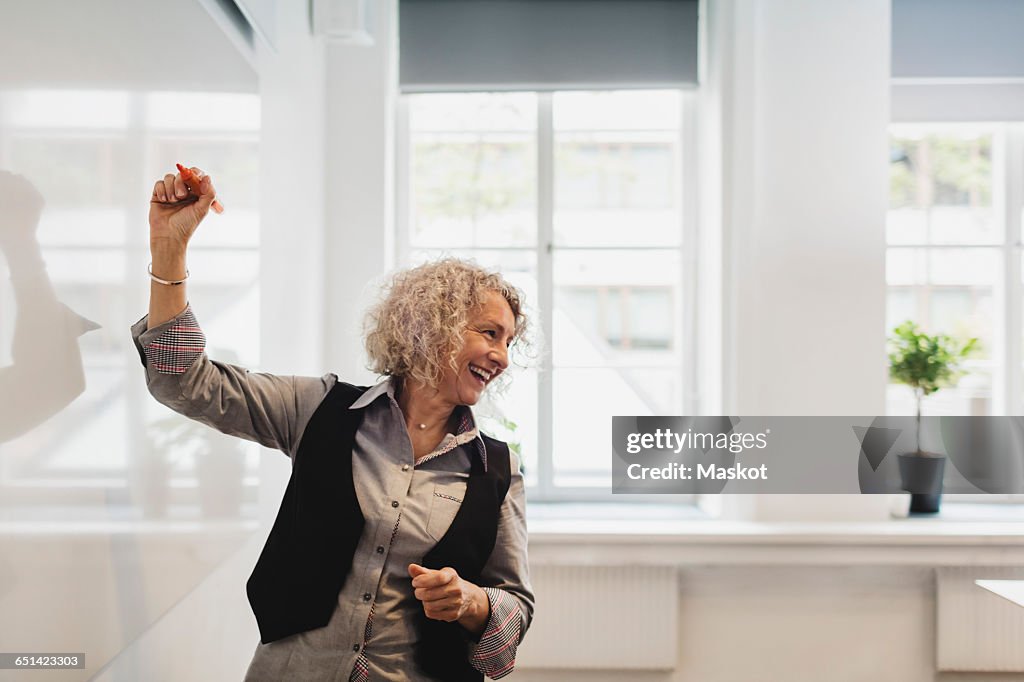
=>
[148,262,189,286]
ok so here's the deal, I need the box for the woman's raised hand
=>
[149,164,221,248]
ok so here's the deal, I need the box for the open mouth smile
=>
[469,364,494,387]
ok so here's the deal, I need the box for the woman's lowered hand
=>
[408,563,490,635]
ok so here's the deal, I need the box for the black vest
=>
[245,382,512,681]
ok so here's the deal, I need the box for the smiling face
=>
[436,290,516,407]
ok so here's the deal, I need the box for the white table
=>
[976,579,1024,608]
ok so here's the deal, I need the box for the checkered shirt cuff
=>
[143,306,206,375]
[469,587,523,679]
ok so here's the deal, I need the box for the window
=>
[887,124,1024,504]
[398,90,695,501]
[886,125,1024,418]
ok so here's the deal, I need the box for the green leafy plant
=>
[477,411,524,474]
[888,321,977,455]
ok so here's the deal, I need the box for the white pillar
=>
[258,2,328,377]
[711,0,891,416]
[703,0,892,521]
[322,0,399,382]
[258,0,397,384]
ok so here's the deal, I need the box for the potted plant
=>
[888,321,977,513]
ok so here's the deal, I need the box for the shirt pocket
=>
[426,484,465,542]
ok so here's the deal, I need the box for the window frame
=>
[395,90,700,503]
[887,123,1024,417]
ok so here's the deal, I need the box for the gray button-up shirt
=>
[131,310,533,681]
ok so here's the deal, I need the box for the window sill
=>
[526,502,1024,567]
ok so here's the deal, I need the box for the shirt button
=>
[363,592,372,601]
[391,500,399,508]
[402,464,410,472]
[352,644,360,652]
[376,546,384,554]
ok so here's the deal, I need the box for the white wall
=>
[258,0,328,379]
[515,566,934,682]
[701,0,894,524]
[717,0,890,417]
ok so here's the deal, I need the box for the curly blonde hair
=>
[364,258,531,389]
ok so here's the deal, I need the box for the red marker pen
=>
[176,163,225,214]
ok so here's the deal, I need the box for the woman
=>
[132,167,534,681]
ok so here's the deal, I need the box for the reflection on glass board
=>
[0,86,260,679]
[0,171,99,443]
[0,2,263,677]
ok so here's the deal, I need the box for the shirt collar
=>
[448,405,487,471]
[453,405,488,473]
[349,376,488,472]
[348,376,396,410]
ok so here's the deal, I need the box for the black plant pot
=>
[897,453,946,514]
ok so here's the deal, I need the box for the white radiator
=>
[937,566,1024,672]
[516,565,678,670]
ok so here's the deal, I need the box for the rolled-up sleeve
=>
[130,305,334,457]
[469,451,533,679]
[141,306,206,374]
